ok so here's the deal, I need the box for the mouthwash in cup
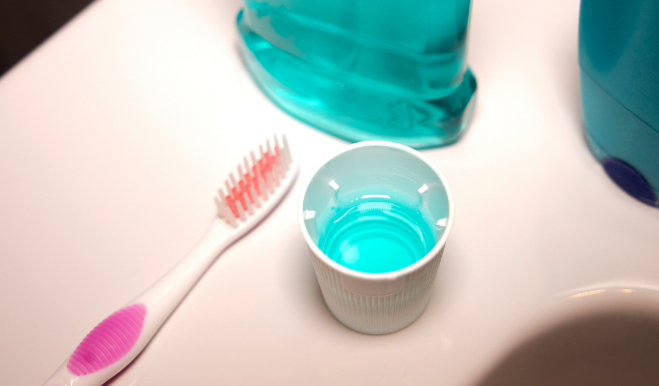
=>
[317,188,438,273]
[298,141,454,334]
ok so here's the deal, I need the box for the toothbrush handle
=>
[42,220,235,386]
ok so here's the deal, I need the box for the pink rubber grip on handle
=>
[66,304,146,376]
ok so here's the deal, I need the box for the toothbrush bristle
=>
[215,134,292,226]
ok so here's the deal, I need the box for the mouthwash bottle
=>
[237,0,477,149]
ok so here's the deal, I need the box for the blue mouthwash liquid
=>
[317,190,437,273]
[237,0,477,149]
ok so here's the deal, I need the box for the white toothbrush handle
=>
[42,138,298,386]
[42,219,239,386]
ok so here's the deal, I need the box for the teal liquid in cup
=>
[318,189,438,273]
[299,142,453,333]
[237,0,477,148]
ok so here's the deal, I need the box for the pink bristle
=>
[237,179,249,207]
[250,164,261,196]
[220,135,288,222]
[226,195,239,218]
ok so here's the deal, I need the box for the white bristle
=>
[259,144,264,158]
[286,137,293,164]
[266,171,275,194]
[273,161,282,187]
[282,135,292,170]
[237,164,244,180]
[266,139,272,156]
[243,156,250,175]
[215,197,224,218]
[218,196,228,220]
[218,200,230,224]
[243,191,254,215]
[236,198,246,221]
[283,156,290,175]
[250,150,257,167]
[217,188,237,227]
[259,175,269,200]
[280,153,289,176]
[225,180,232,196]
[250,185,261,208]
[254,161,262,189]
[229,172,238,190]
[275,134,288,175]
[224,195,237,227]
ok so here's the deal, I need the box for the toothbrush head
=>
[214,134,295,227]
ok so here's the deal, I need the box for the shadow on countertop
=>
[472,311,659,386]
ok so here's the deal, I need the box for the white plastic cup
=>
[298,142,454,334]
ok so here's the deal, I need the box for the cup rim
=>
[297,141,455,280]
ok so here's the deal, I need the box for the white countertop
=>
[2,0,659,385]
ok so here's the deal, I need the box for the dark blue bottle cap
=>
[602,157,658,207]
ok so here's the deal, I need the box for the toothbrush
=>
[42,134,298,386]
